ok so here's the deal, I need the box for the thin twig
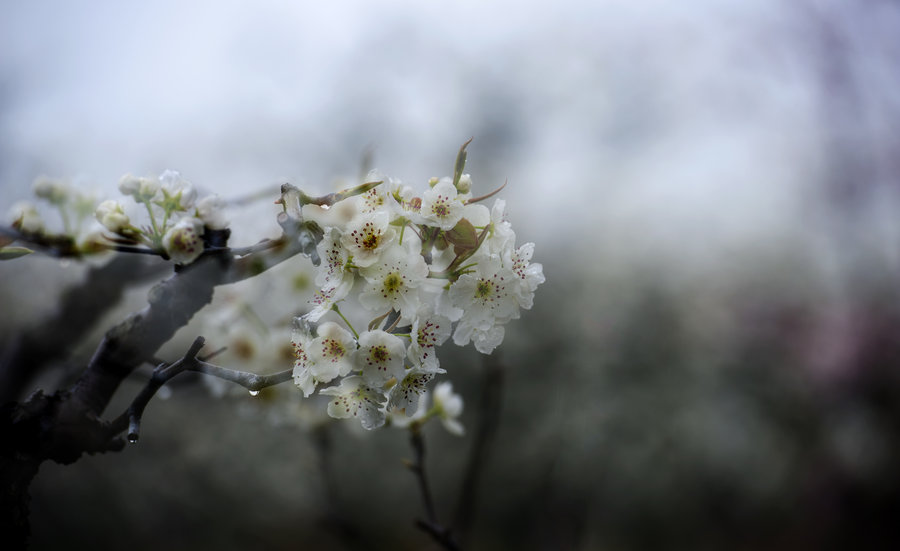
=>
[189,361,293,393]
[109,338,295,442]
[452,354,505,546]
[407,427,460,550]
[118,336,206,443]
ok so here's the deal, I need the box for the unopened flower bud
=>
[196,195,229,229]
[455,173,472,194]
[33,177,70,205]
[95,199,130,233]
[118,174,159,202]
[9,201,44,234]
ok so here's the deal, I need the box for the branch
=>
[0,254,168,403]
[109,337,294,443]
[119,336,206,443]
[452,354,505,546]
[407,428,460,551]
[189,361,293,393]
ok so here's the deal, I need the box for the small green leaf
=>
[453,138,473,189]
[0,246,34,260]
[445,218,477,250]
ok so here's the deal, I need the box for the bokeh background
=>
[3,0,900,549]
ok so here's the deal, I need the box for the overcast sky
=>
[2,0,898,276]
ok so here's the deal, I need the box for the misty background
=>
[2,0,900,549]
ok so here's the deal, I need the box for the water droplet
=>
[249,389,260,397]
[127,434,139,444]
[157,386,172,400]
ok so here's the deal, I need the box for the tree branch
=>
[452,355,505,546]
[407,427,460,551]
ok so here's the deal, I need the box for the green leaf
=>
[453,138,473,189]
[0,246,34,260]
[445,218,477,250]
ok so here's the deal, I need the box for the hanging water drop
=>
[249,389,260,397]
[127,433,139,444]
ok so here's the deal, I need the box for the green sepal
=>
[453,138,473,189]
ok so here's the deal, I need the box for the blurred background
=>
[2,0,900,549]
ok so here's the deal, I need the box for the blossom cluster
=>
[291,145,544,430]
[6,176,107,255]
[96,170,228,264]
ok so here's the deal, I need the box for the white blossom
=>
[355,330,407,387]
[504,242,545,310]
[388,368,440,416]
[433,382,464,436]
[340,210,396,267]
[358,243,428,319]
[308,322,356,382]
[449,255,519,329]
[420,179,464,230]
[162,217,204,264]
[305,229,355,322]
[320,376,386,430]
[408,309,452,371]
[159,169,197,209]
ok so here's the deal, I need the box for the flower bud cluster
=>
[291,145,544,430]
[102,170,229,264]
[5,177,106,254]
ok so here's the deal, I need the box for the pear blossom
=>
[304,229,355,321]
[448,255,519,329]
[355,330,407,386]
[340,210,396,267]
[452,322,506,355]
[308,321,356,381]
[390,184,426,224]
[358,243,429,319]
[159,169,197,210]
[358,180,396,214]
[162,217,204,264]
[291,325,317,397]
[433,381,464,436]
[504,242,545,310]
[388,368,440,416]
[420,179,464,230]
[408,310,452,371]
[320,376,386,429]
[291,321,355,396]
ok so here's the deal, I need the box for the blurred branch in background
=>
[0,254,168,404]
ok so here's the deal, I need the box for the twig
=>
[114,336,206,443]
[407,427,460,551]
[452,354,505,546]
[189,361,293,393]
[110,337,295,442]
